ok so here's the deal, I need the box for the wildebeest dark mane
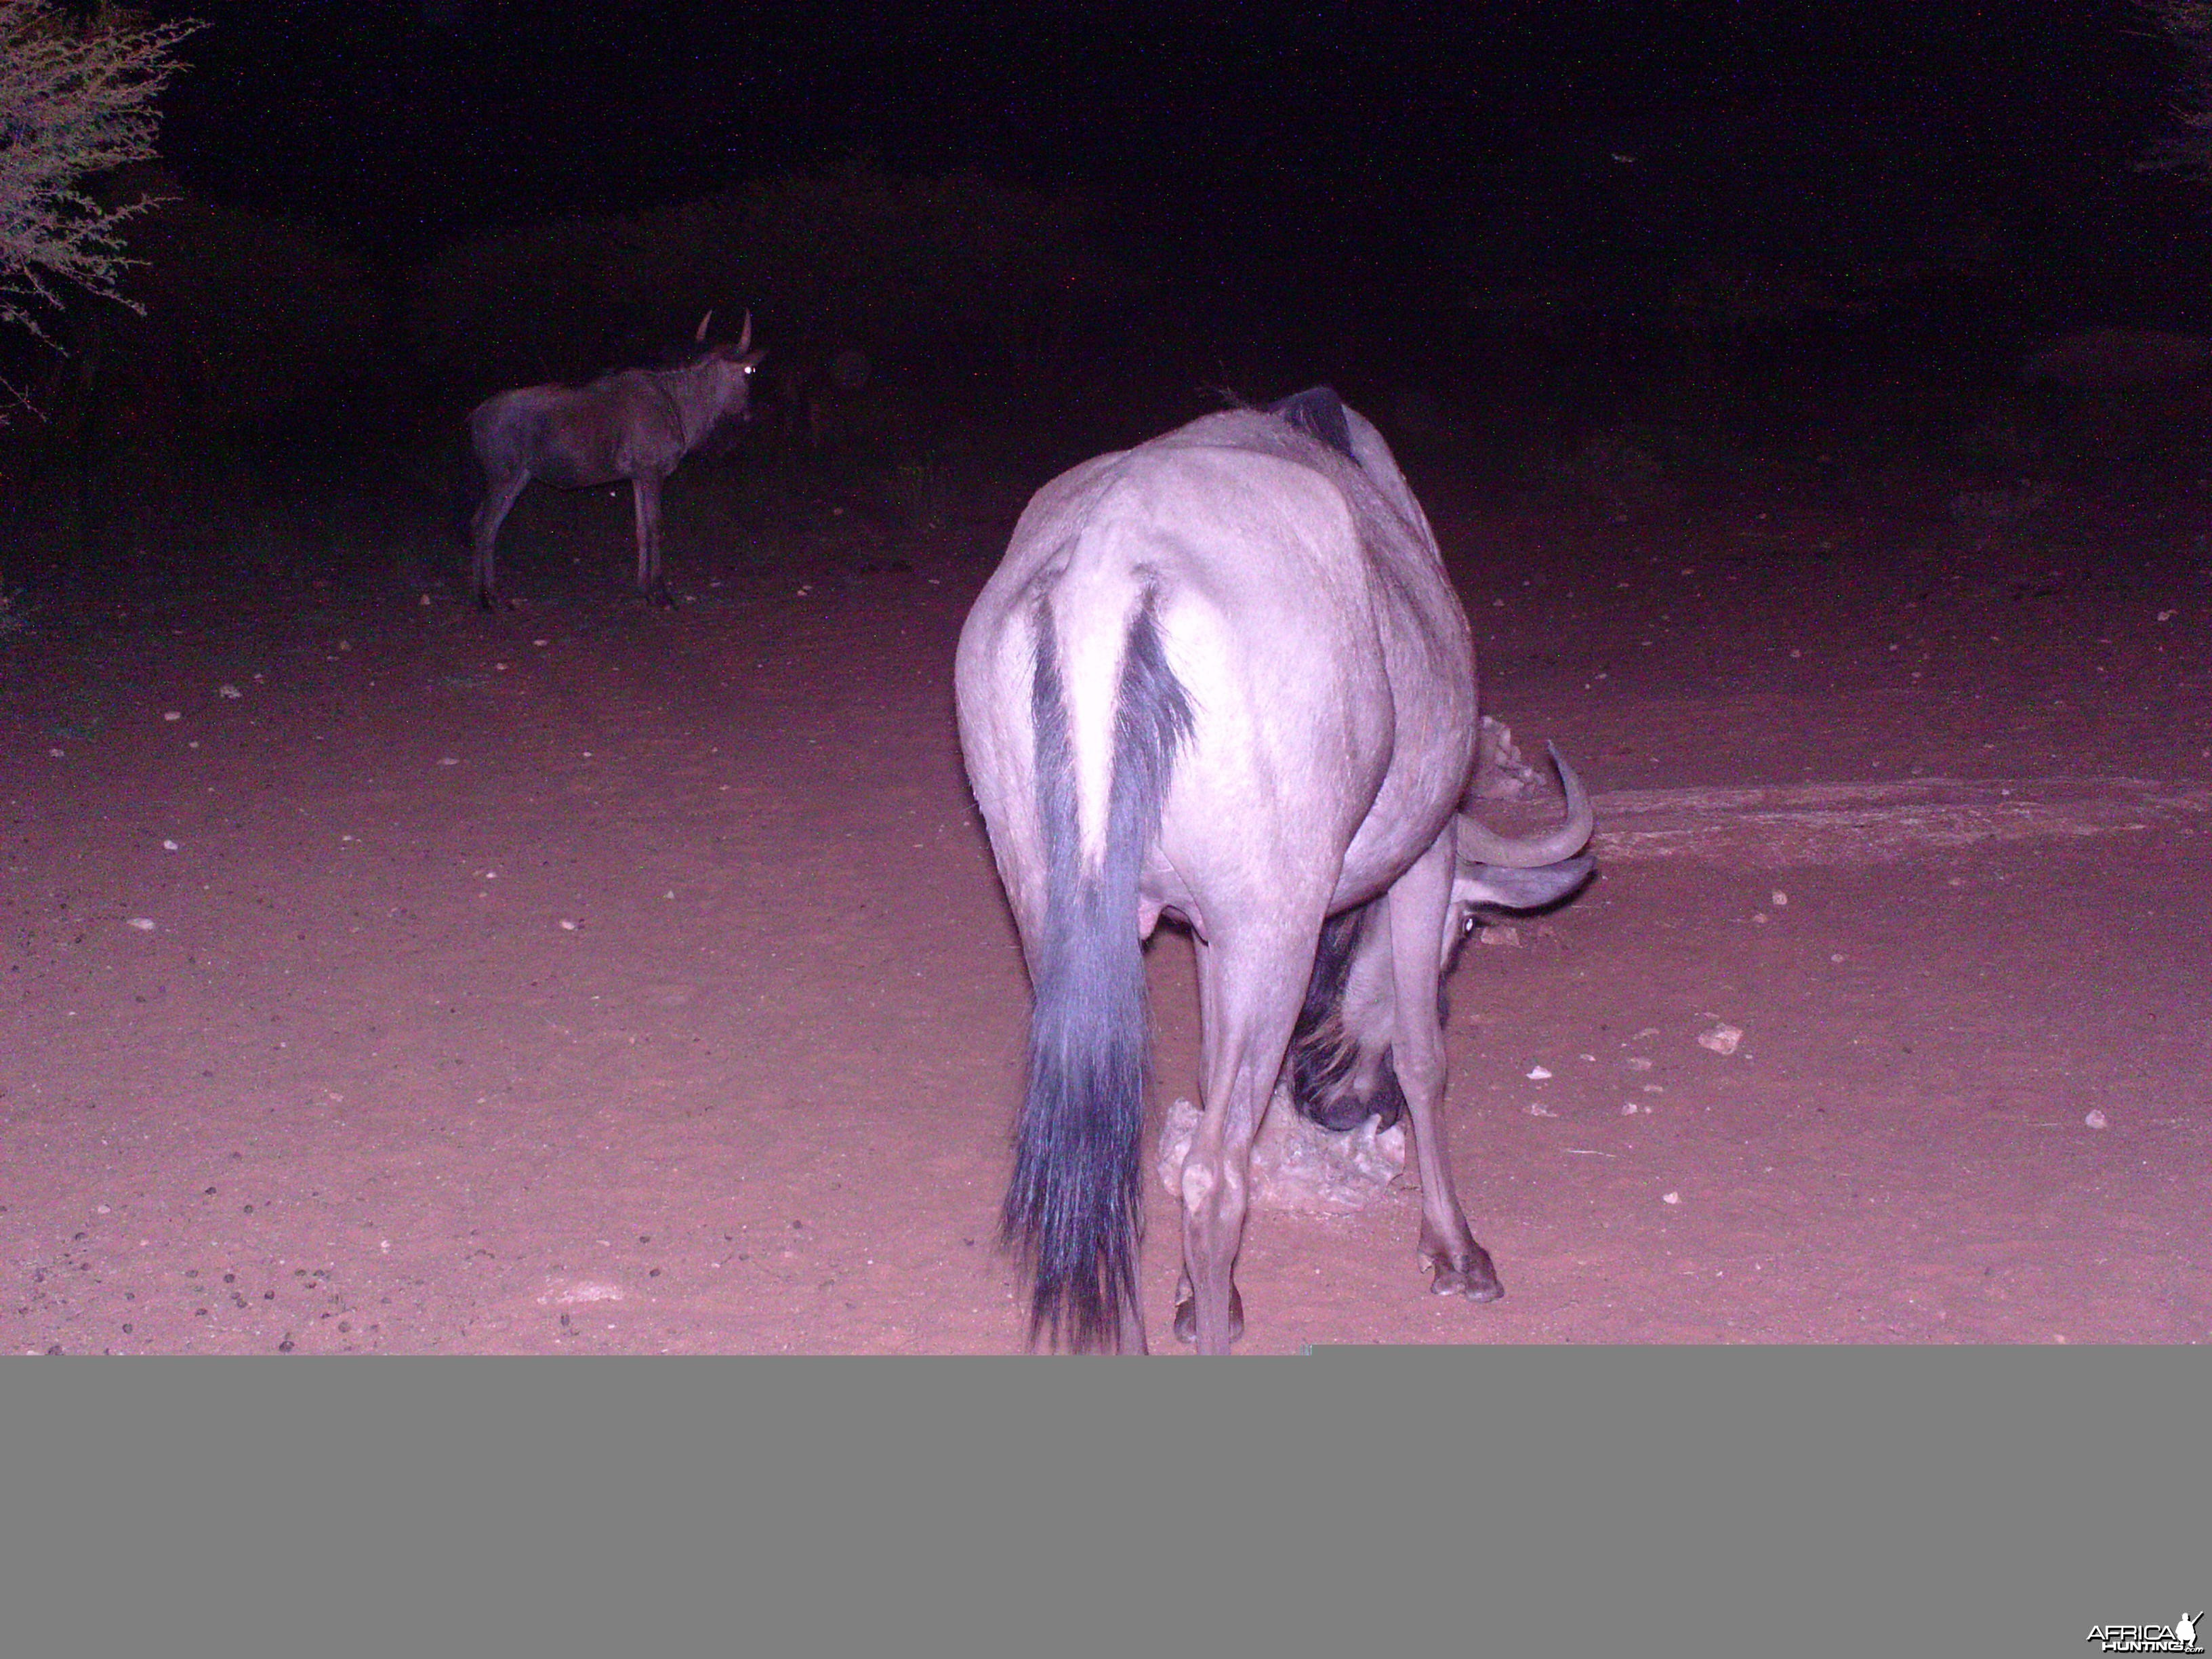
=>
[1266,385,1359,465]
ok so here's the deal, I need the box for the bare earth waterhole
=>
[5,480,2207,1351]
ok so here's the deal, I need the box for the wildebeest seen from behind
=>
[955,388,1595,1354]
[467,312,764,609]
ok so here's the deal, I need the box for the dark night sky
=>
[126,1,2212,334]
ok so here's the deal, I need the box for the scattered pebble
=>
[163,710,180,722]
[1662,1191,1681,1205]
[162,840,179,852]
[559,920,578,932]
[1526,1065,1552,1081]
[1626,1057,1654,1071]
[2084,1110,2109,1130]
[1697,1023,1743,1055]
[438,757,459,766]
[125,918,157,932]
[1526,1103,1556,1118]
[1620,1102,1640,1115]
[219,684,242,699]
[1771,890,1788,907]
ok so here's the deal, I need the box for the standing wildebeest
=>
[955,389,1595,1353]
[467,312,764,609]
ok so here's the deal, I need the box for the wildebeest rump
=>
[466,312,764,608]
[954,390,1595,1353]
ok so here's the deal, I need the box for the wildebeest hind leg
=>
[1173,933,1304,1351]
[1388,841,1503,1302]
[470,471,529,609]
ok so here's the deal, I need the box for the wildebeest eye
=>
[1460,912,1478,938]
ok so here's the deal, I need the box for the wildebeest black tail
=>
[455,438,488,550]
[1003,595,1192,1350]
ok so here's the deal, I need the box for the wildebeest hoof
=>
[1429,1256,1504,1303]
[1173,1286,1245,1345]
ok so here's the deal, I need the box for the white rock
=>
[1698,1023,1744,1055]
[1155,1094,1406,1214]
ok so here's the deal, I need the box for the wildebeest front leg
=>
[1387,838,1503,1302]
[632,474,672,605]
[470,470,530,610]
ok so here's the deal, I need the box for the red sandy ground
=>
[5,464,2207,1351]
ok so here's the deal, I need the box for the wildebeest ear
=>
[739,348,766,371]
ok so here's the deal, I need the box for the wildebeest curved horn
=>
[1456,743,1595,867]
[695,310,713,343]
[735,310,752,355]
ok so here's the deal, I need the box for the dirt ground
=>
[5,455,2208,1352]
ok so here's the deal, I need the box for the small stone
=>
[2084,1110,2108,1130]
[1662,1191,1681,1205]
[1697,1023,1742,1055]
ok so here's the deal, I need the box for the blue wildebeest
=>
[955,388,1595,1353]
[466,312,764,609]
